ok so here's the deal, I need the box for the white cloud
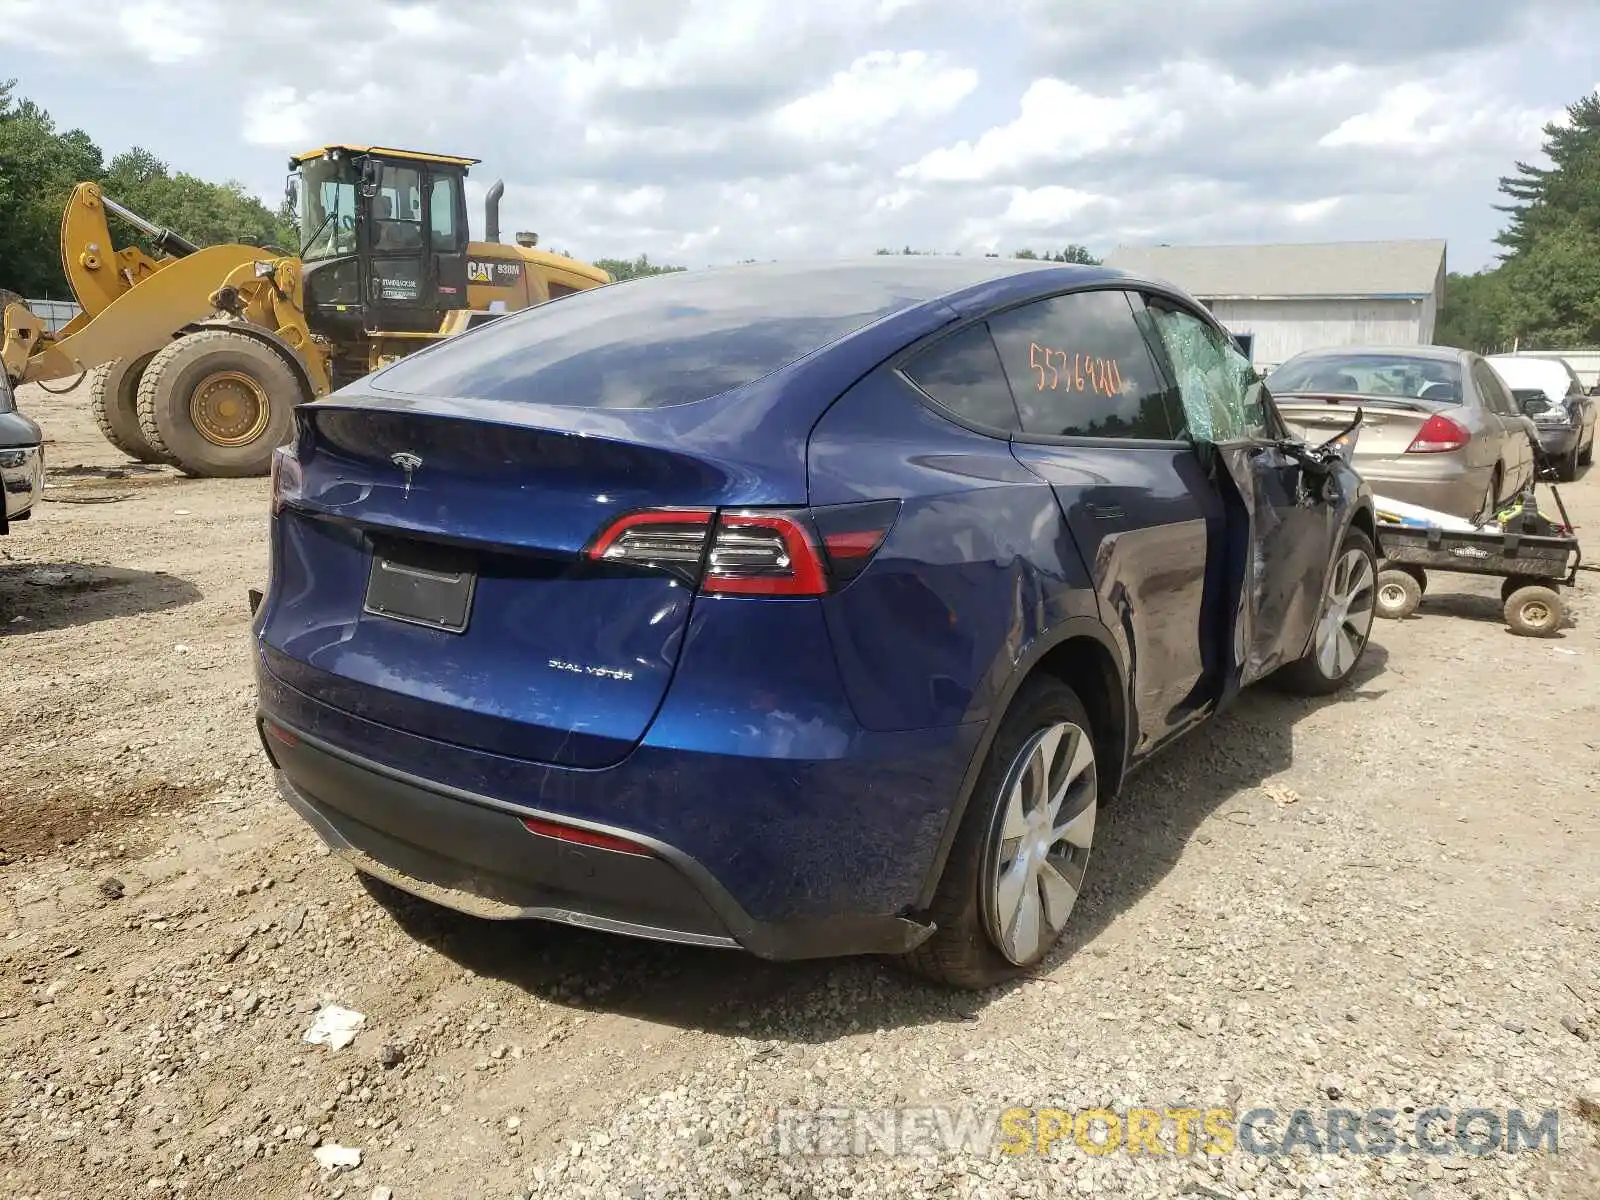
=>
[1,0,1595,271]
[772,51,978,144]
[902,79,1179,184]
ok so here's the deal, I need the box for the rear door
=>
[1471,358,1534,490]
[1141,296,1343,688]
[996,288,1223,753]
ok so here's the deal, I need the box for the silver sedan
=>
[1268,345,1535,521]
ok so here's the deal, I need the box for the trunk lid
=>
[259,389,809,769]
[1273,392,1446,458]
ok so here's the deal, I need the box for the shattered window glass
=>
[1147,304,1269,443]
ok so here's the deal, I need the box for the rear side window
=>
[1472,361,1513,414]
[901,323,1019,431]
[371,264,961,409]
[987,289,1179,440]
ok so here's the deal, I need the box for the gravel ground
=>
[2,380,1598,1200]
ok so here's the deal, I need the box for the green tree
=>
[1013,245,1100,264]
[103,148,296,252]
[593,253,686,282]
[0,81,296,297]
[1490,91,1600,347]
[0,80,104,296]
[1434,269,1511,354]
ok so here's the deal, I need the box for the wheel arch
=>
[912,617,1130,912]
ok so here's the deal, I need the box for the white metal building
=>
[1104,239,1447,372]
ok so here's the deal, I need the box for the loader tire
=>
[89,354,168,465]
[136,330,301,478]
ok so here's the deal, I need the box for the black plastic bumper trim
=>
[257,713,935,962]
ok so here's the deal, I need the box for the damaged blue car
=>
[252,258,1376,989]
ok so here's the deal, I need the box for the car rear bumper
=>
[1356,457,1490,520]
[255,657,977,959]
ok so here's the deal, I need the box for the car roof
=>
[1486,353,1576,381]
[1279,344,1470,364]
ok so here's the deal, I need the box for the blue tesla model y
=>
[253,258,1376,988]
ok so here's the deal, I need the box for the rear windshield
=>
[369,263,973,409]
[1486,358,1568,399]
[1270,354,1464,403]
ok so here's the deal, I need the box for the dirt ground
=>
[2,380,1598,1200]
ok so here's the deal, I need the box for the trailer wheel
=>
[89,354,168,465]
[1500,575,1544,604]
[1374,568,1422,620]
[1503,584,1564,637]
[136,330,302,477]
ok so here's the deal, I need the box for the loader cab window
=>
[428,176,464,250]
[299,156,358,261]
[373,164,423,251]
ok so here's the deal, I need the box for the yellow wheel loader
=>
[1,145,611,477]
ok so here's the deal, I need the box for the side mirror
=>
[359,159,380,199]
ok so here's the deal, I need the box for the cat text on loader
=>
[0,145,611,477]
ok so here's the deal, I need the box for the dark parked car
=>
[0,368,43,535]
[1269,345,1535,521]
[253,259,1377,988]
[1485,353,1596,480]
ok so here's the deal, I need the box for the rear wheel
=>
[136,330,301,477]
[89,353,167,464]
[1556,446,1580,482]
[1504,584,1563,637]
[903,677,1098,989]
[1581,434,1594,467]
[1275,527,1378,695]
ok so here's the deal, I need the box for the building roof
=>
[1102,239,1446,301]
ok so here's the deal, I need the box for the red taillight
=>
[1405,414,1470,454]
[702,511,828,596]
[584,508,714,571]
[585,501,897,597]
[520,817,652,856]
[270,444,302,514]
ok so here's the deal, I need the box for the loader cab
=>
[292,145,475,337]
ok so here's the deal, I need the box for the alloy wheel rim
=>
[980,721,1097,967]
[191,370,271,448]
[1315,547,1376,679]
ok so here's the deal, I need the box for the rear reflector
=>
[1405,414,1471,454]
[263,720,299,748]
[520,817,653,856]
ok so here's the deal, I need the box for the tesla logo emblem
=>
[390,452,422,498]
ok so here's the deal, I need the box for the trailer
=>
[1372,478,1581,637]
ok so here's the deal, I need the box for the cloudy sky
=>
[3,0,1597,272]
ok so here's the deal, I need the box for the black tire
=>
[89,353,167,464]
[1556,447,1580,482]
[902,676,1099,990]
[1580,435,1594,467]
[1501,574,1543,604]
[1275,527,1379,696]
[136,330,302,478]
[1504,585,1564,637]
[1374,568,1422,620]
